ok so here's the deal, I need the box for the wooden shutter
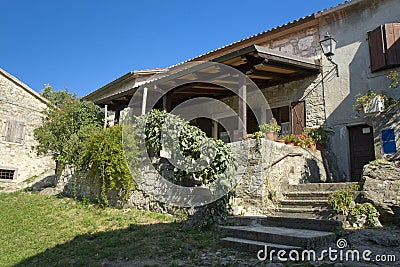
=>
[290,101,305,135]
[368,23,400,72]
[368,25,386,72]
[4,120,25,143]
[384,23,400,66]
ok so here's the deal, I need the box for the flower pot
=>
[266,131,275,141]
[286,141,295,146]
[277,139,285,144]
[309,143,317,150]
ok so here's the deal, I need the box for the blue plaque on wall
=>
[381,129,396,154]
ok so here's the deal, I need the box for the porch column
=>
[141,87,148,115]
[238,75,247,141]
[162,95,167,111]
[212,119,218,139]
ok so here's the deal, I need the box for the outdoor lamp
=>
[319,32,339,76]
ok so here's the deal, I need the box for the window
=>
[368,23,400,72]
[1,120,25,143]
[272,106,291,135]
[0,169,15,180]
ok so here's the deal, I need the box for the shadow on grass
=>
[14,222,221,267]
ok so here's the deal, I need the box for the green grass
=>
[0,192,222,267]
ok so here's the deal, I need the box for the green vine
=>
[80,125,137,206]
[134,110,237,227]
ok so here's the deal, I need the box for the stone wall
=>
[260,25,320,58]
[56,167,184,215]
[0,70,55,183]
[230,138,327,215]
[369,101,400,161]
[55,139,327,217]
[360,160,400,224]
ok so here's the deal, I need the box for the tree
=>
[34,86,102,174]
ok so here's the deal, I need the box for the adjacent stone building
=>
[0,68,54,183]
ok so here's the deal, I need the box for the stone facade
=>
[260,25,320,58]
[0,68,55,183]
[318,0,400,181]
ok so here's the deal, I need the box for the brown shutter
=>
[368,25,385,72]
[291,101,305,135]
[384,23,400,66]
[394,23,400,64]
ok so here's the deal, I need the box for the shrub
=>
[328,185,380,228]
[328,184,359,215]
[80,125,138,206]
[350,203,380,227]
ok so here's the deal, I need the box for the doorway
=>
[348,125,376,181]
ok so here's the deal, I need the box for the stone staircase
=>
[276,182,359,219]
[217,182,360,254]
[217,215,341,254]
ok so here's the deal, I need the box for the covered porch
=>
[87,45,321,141]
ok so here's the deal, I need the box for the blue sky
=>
[1,0,344,97]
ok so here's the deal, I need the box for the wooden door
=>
[348,125,376,181]
[291,101,305,135]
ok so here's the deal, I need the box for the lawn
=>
[0,191,229,267]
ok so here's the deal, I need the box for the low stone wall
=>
[360,160,400,225]
[55,139,327,216]
[56,167,184,215]
[230,138,327,215]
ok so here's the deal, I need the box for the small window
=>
[272,105,291,135]
[1,120,25,143]
[0,169,15,180]
[368,23,400,72]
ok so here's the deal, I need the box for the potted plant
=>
[353,90,397,117]
[303,127,326,150]
[259,118,281,141]
[307,137,317,150]
[277,135,285,143]
[284,134,297,146]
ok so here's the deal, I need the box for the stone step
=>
[220,237,302,254]
[220,237,303,255]
[288,182,359,192]
[283,191,333,200]
[217,225,336,248]
[222,215,342,232]
[279,199,328,208]
[273,211,345,221]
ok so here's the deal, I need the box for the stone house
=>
[0,68,55,183]
[84,0,400,183]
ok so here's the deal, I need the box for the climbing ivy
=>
[134,110,237,226]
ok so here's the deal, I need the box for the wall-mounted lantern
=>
[320,32,339,77]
